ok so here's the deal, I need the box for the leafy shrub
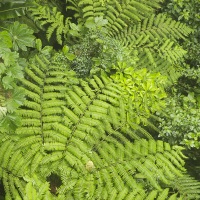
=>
[162,0,200,66]
[111,62,167,124]
[69,17,136,77]
[157,92,200,152]
[0,22,35,131]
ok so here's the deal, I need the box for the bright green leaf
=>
[35,39,42,51]
[62,45,69,55]
[2,76,13,89]
[0,63,6,75]
[1,50,19,66]
[85,19,96,29]
[94,16,108,27]
[0,31,12,48]
[66,53,76,61]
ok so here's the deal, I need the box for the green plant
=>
[68,17,137,77]
[0,22,35,131]
[0,0,34,21]
[1,53,200,199]
[157,92,200,151]
[162,0,200,66]
[111,62,167,124]
[28,0,192,82]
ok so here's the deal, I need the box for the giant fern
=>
[1,53,200,199]
[28,0,192,84]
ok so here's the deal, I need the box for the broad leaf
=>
[0,112,21,131]
[2,76,13,89]
[1,50,18,66]
[5,88,25,112]
[8,21,35,51]
[0,31,12,48]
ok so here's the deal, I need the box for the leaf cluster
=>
[0,22,35,131]
[111,62,167,124]
[162,0,200,66]
[1,54,200,199]
[157,92,200,153]
[68,17,137,77]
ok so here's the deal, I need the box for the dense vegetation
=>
[0,0,200,199]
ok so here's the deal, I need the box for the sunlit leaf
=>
[0,31,12,48]
[1,50,18,66]
[0,106,7,120]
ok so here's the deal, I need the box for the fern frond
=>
[172,175,200,199]
[111,13,192,83]
[1,53,200,199]
[29,6,70,44]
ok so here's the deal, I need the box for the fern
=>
[172,175,200,200]
[0,0,34,20]
[113,13,192,83]
[69,2,191,83]
[1,53,200,199]
[29,5,70,45]
[27,0,192,84]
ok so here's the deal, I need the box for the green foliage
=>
[8,21,35,51]
[1,0,200,199]
[67,0,163,25]
[0,21,35,131]
[157,92,200,154]
[0,0,34,20]
[114,13,192,84]
[27,0,192,84]
[69,17,137,77]
[162,0,200,66]
[1,54,200,199]
[0,29,26,131]
[172,175,200,200]
[23,175,54,200]
[67,0,192,82]
[29,5,70,45]
[111,62,167,123]
[160,0,200,173]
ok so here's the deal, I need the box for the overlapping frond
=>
[28,1,193,84]
[29,5,70,44]
[0,54,200,199]
[112,13,192,83]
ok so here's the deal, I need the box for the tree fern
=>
[27,0,193,84]
[29,5,70,45]
[68,1,192,83]
[1,53,200,199]
[113,13,192,83]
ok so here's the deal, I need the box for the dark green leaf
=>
[8,21,35,51]
[0,1,35,20]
